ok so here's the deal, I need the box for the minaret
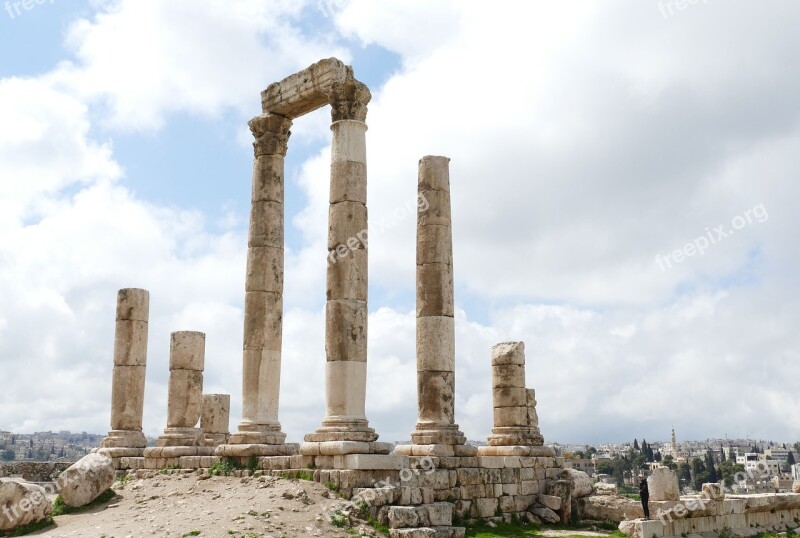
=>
[671,427,677,453]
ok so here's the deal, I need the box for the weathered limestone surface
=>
[648,466,680,501]
[151,331,206,450]
[402,156,470,454]
[223,112,294,455]
[305,73,384,454]
[0,479,52,531]
[100,288,149,452]
[261,58,351,118]
[618,493,800,538]
[57,453,115,508]
[579,494,646,521]
[201,394,230,446]
[559,468,593,499]
[485,342,544,447]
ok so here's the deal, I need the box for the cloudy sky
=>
[1,0,798,447]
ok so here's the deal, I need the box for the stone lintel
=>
[261,57,353,118]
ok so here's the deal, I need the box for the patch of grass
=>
[181,531,201,537]
[352,499,388,536]
[246,455,259,473]
[286,470,314,481]
[591,520,621,531]
[323,481,340,493]
[116,473,132,485]
[210,457,237,476]
[0,517,55,537]
[51,489,117,516]
[159,464,180,474]
[465,520,541,537]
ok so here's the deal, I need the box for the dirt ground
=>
[31,471,372,538]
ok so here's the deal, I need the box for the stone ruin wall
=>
[0,461,74,482]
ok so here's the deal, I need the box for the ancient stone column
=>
[201,394,230,446]
[100,288,149,451]
[226,113,293,450]
[155,331,205,447]
[487,342,544,446]
[410,156,469,448]
[305,80,384,449]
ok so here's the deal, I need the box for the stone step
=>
[387,502,453,529]
[389,527,466,538]
[352,486,403,507]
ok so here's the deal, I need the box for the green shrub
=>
[209,458,237,476]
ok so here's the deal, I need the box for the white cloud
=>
[2,0,800,448]
[49,0,349,131]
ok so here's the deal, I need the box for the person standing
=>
[639,474,650,519]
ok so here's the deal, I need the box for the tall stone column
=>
[221,113,298,456]
[100,288,149,453]
[155,331,206,447]
[412,156,468,446]
[395,157,475,458]
[487,342,544,447]
[303,81,387,454]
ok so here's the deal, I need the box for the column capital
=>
[328,80,371,122]
[249,114,293,157]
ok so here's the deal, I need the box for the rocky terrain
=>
[32,471,375,538]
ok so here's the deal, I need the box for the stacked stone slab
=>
[144,331,214,463]
[479,342,546,457]
[98,288,149,457]
[396,156,475,460]
[201,394,230,446]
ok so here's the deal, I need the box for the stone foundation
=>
[619,493,800,538]
[110,450,566,538]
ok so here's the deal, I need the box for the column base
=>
[304,417,379,443]
[395,444,478,457]
[410,423,468,446]
[487,427,544,447]
[215,443,299,457]
[227,422,287,445]
[202,433,229,447]
[155,427,203,447]
[477,445,555,457]
[100,430,147,449]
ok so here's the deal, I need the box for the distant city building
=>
[764,447,793,462]
[564,458,595,477]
